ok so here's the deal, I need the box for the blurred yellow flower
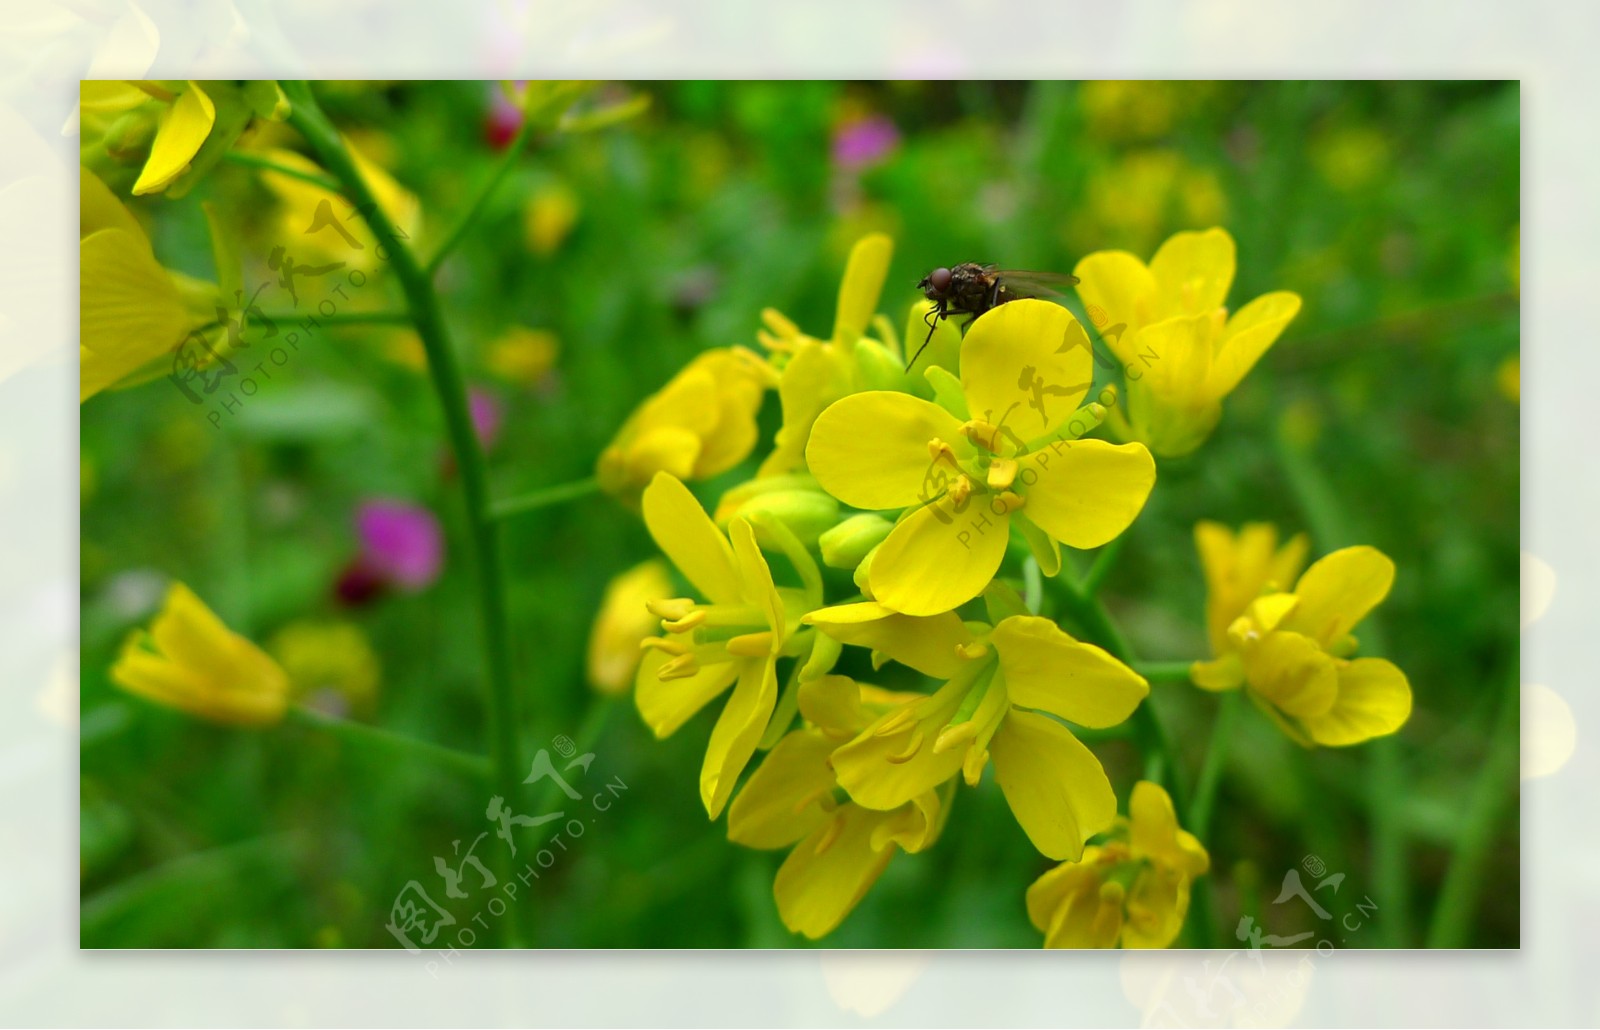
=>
[1311,125,1391,193]
[1193,546,1412,747]
[1497,355,1519,403]
[268,620,381,716]
[485,326,560,387]
[597,347,772,503]
[254,142,419,272]
[1075,227,1301,457]
[586,558,673,694]
[808,604,1147,861]
[807,299,1155,616]
[634,473,810,818]
[523,183,580,256]
[729,676,949,938]
[758,232,912,475]
[79,168,215,402]
[1079,81,1179,142]
[1027,780,1209,948]
[1193,521,1309,662]
[1078,150,1226,253]
[111,583,290,726]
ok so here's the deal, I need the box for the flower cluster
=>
[592,230,1413,945]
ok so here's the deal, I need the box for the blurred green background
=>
[80,80,1519,948]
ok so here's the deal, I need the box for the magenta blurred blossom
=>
[470,387,504,450]
[485,85,524,149]
[355,500,443,591]
[832,116,900,169]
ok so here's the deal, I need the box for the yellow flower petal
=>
[700,658,779,818]
[1208,291,1301,396]
[1025,852,1103,934]
[1195,521,1309,655]
[797,674,871,738]
[1244,631,1339,720]
[807,391,966,510]
[79,227,191,402]
[633,649,739,738]
[832,678,970,810]
[959,300,1094,441]
[1140,312,1217,407]
[1281,546,1395,648]
[990,616,1148,728]
[1148,227,1234,318]
[1127,780,1180,862]
[833,233,893,344]
[990,708,1116,860]
[80,80,153,115]
[869,496,1011,617]
[585,559,673,693]
[775,804,898,939]
[1072,250,1157,363]
[727,728,836,848]
[1301,658,1411,746]
[1019,439,1155,550]
[132,82,215,195]
[641,473,743,605]
[81,168,146,241]
[803,601,974,679]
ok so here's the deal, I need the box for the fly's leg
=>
[907,301,945,372]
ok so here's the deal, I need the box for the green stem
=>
[1132,660,1197,684]
[490,477,601,520]
[425,114,535,276]
[256,309,411,328]
[225,149,342,191]
[1189,689,1241,840]
[529,697,621,820]
[288,707,489,780]
[1081,535,1125,597]
[283,81,527,947]
[1425,674,1518,947]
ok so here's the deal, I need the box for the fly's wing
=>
[991,269,1081,301]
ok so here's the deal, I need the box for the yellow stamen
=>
[886,727,925,764]
[955,641,990,661]
[646,598,698,621]
[927,437,958,466]
[961,419,1002,453]
[961,746,989,786]
[933,720,977,754]
[639,636,688,657]
[656,653,701,680]
[724,631,775,658]
[661,609,707,633]
[987,458,1018,491]
[949,475,973,507]
[813,813,845,855]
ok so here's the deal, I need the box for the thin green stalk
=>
[288,707,490,780]
[491,477,601,520]
[1189,689,1241,840]
[256,309,411,328]
[283,81,527,946]
[1081,534,1126,597]
[425,114,535,275]
[1426,674,1518,947]
[529,697,621,821]
[225,149,341,191]
[1132,660,1197,684]
[1276,427,1415,945]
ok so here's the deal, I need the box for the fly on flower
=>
[909,264,1081,371]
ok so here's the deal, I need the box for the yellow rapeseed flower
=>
[268,620,381,716]
[1192,545,1412,747]
[807,298,1156,616]
[111,583,290,726]
[586,558,674,694]
[1026,780,1209,948]
[757,232,914,475]
[254,142,420,272]
[1191,521,1309,665]
[634,473,819,817]
[806,601,1147,861]
[79,169,216,402]
[485,325,560,387]
[597,348,773,503]
[1074,227,1301,457]
[729,675,949,938]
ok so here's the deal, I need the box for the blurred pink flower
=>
[470,387,504,450]
[353,500,443,591]
[832,116,900,170]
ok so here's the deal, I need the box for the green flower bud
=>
[818,513,894,570]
